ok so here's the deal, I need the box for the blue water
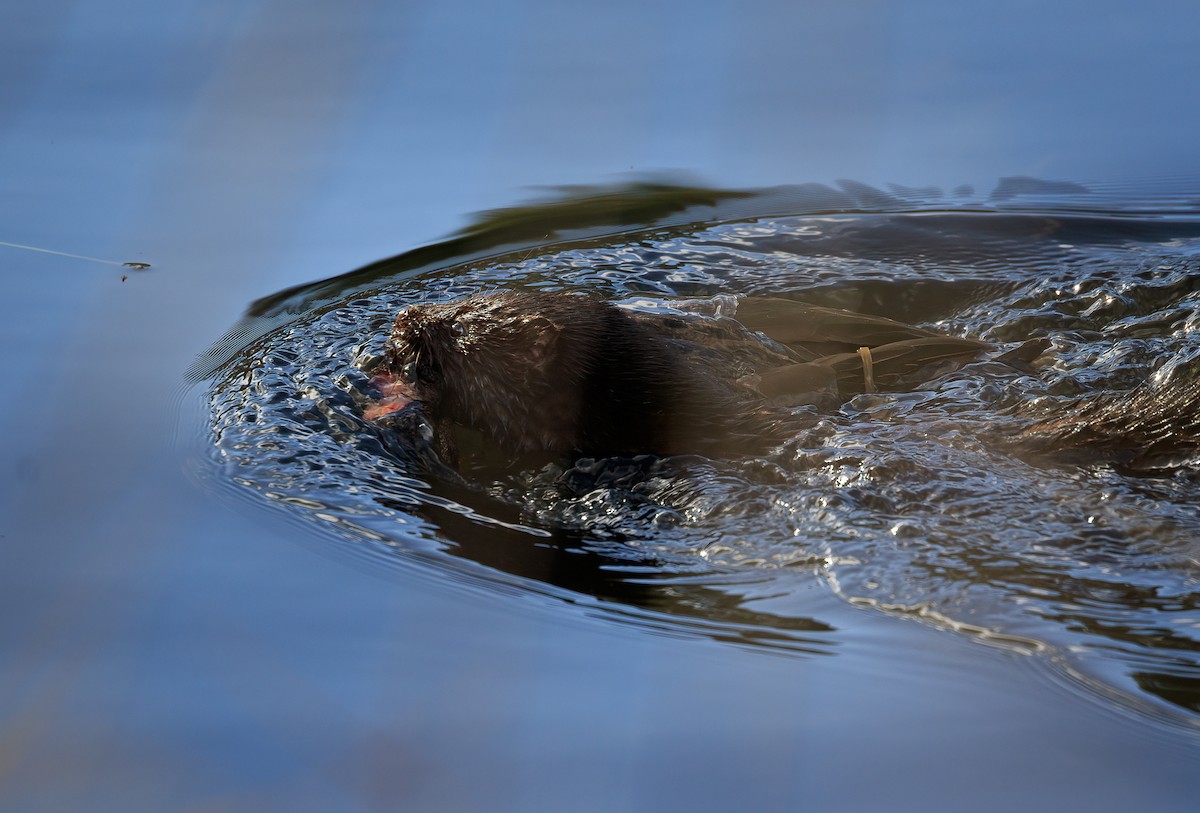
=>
[2,2,1199,811]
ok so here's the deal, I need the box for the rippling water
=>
[205,184,1200,723]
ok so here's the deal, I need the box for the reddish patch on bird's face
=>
[364,370,419,421]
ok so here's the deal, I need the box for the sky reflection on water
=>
[1,1,1199,811]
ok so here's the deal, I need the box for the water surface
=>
[4,1,1200,810]
[207,182,1200,724]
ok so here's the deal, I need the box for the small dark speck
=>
[121,275,127,282]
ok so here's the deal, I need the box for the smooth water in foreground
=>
[206,184,1200,727]
[5,1,1200,809]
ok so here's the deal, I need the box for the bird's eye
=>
[450,320,465,337]
[401,360,418,383]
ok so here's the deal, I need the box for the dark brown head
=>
[383,291,616,456]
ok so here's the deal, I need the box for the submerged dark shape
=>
[369,291,990,466]
[368,290,1200,476]
[1020,377,1200,473]
[375,292,749,462]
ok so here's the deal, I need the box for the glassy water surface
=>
[205,182,1200,724]
[5,1,1200,809]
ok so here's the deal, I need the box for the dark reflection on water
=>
[205,180,1200,723]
